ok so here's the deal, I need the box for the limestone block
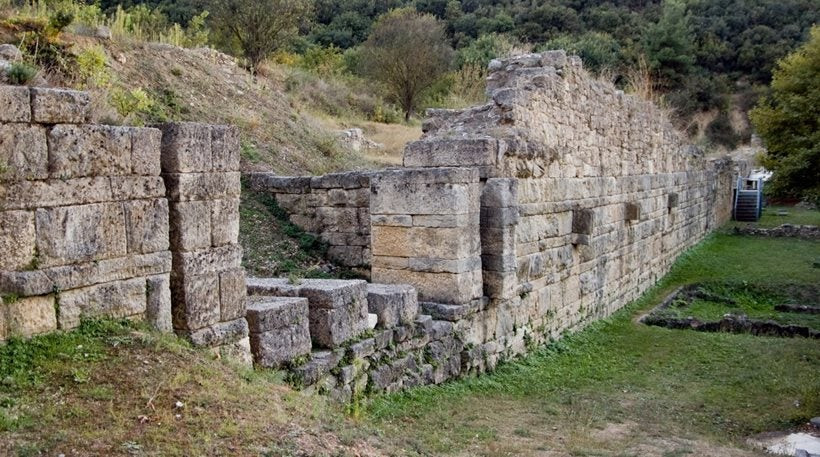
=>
[407,256,481,274]
[371,225,480,260]
[0,124,47,180]
[370,167,480,215]
[35,203,127,268]
[483,270,517,299]
[0,210,35,271]
[187,317,248,347]
[366,283,418,328]
[309,303,369,348]
[0,251,171,297]
[146,274,172,332]
[404,138,497,168]
[327,245,364,266]
[211,199,240,246]
[3,294,57,338]
[163,172,241,202]
[213,336,253,367]
[246,296,308,332]
[48,125,131,178]
[0,177,113,211]
[572,208,594,235]
[625,202,641,221]
[372,268,482,305]
[110,176,165,201]
[371,214,412,227]
[171,271,220,331]
[0,85,30,122]
[157,122,213,173]
[210,125,240,172]
[123,199,170,254]
[297,279,368,310]
[310,171,369,189]
[169,200,211,252]
[480,226,515,255]
[58,278,147,329]
[481,178,518,208]
[219,268,246,321]
[30,88,90,124]
[480,206,520,228]
[173,244,242,277]
[317,207,359,230]
[131,128,162,176]
[246,297,311,368]
[412,214,478,228]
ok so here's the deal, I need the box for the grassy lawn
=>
[364,234,820,456]
[724,204,820,230]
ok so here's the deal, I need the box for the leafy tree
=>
[359,9,454,120]
[750,26,820,203]
[209,0,312,70]
[541,31,621,73]
[641,0,694,90]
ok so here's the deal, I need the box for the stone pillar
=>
[480,178,519,300]
[369,167,482,304]
[159,122,250,363]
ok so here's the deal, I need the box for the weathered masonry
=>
[1,50,742,399]
[246,51,740,392]
[0,86,248,361]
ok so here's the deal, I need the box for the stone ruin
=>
[1,50,742,399]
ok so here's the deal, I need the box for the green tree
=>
[209,0,312,70]
[750,26,820,203]
[359,9,454,121]
[641,0,695,90]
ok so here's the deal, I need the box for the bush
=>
[705,111,740,149]
[75,45,110,88]
[6,62,38,85]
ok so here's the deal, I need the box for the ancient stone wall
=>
[0,87,248,362]
[245,171,372,269]
[0,86,171,340]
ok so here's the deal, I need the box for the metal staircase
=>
[733,177,764,222]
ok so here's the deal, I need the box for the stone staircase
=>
[244,277,463,400]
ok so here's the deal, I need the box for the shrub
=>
[109,87,154,123]
[6,62,38,85]
[75,45,110,88]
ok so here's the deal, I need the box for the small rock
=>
[810,417,820,428]
[0,44,22,61]
[94,26,112,40]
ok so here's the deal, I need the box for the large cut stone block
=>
[48,125,132,178]
[246,278,369,348]
[3,294,57,338]
[110,176,165,201]
[211,125,240,172]
[219,268,246,321]
[366,283,418,328]
[370,167,480,215]
[171,271,220,331]
[371,225,480,260]
[0,124,48,180]
[131,128,162,176]
[173,244,242,277]
[30,88,90,124]
[0,177,113,211]
[58,278,147,329]
[163,172,241,202]
[211,199,240,246]
[0,251,171,297]
[246,297,311,368]
[404,138,497,168]
[169,200,211,252]
[0,210,36,271]
[35,203,127,268]
[372,268,482,304]
[146,274,172,332]
[158,122,213,173]
[187,317,248,347]
[0,85,30,122]
[123,199,170,254]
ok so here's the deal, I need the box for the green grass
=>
[724,204,820,230]
[653,282,820,330]
[363,233,820,456]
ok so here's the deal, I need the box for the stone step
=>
[245,296,311,368]
[366,283,419,329]
[246,277,369,348]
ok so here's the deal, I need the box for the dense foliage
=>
[750,26,820,204]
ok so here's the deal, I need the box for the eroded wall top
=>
[405,50,705,179]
